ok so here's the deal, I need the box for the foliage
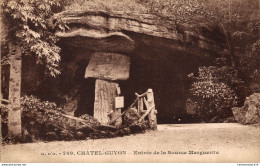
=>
[215,56,246,99]
[142,0,259,33]
[20,95,66,141]
[62,0,148,13]
[2,0,68,76]
[239,53,260,84]
[1,104,10,142]
[21,95,62,114]
[1,95,62,141]
[143,0,259,120]
[19,95,149,142]
[238,39,260,93]
[143,0,204,23]
[143,0,259,66]
[187,65,239,121]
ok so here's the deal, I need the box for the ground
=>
[1,123,260,163]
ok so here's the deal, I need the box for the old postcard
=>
[1,0,260,163]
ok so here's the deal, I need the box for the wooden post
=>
[138,97,143,115]
[146,89,157,130]
[138,105,155,123]
[94,79,122,125]
[8,44,22,138]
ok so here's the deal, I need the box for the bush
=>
[239,51,260,94]
[21,95,62,115]
[2,95,65,142]
[20,95,63,141]
[187,65,239,121]
[215,57,246,105]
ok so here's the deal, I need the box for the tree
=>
[139,0,259,121]
[1,0,67,139]
[0,2,3,100]
[142,0,259,68]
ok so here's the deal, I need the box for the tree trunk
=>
[8,44,22,139]
[228,0,235,67]
[0,3,3,100]
[93,79,122,125]
[230,34,235,67]
[138,97,143,115]
[259,0,260,37]
[0,37,2,101]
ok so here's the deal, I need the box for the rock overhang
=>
[56,28,135,54]
[55,9,224,57]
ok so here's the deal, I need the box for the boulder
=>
[232,93,260,124]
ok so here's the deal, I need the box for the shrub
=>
[21,95,62,114]
[187,66,239,121]
[20,95,63,139]
[239,51,260,94]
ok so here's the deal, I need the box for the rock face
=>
[56,29,135,54]
[55,9,223,56]
[232,93,260,125]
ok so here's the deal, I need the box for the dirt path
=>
[1,123,260,163]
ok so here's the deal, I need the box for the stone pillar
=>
[94,79,120,124]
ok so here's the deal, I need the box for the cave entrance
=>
[120,56,187,124]
[77,77,96,117]
[62,44,206,123]
[63,48,205,124]
[73,62,96,117]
